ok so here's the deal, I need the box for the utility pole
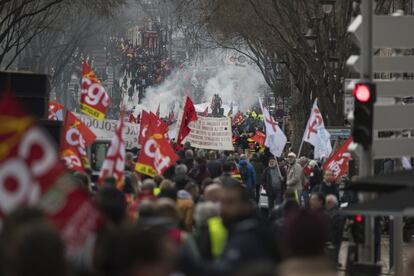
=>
[358,0,375,263]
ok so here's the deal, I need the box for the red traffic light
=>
[355,214,363,223]
[353,84,371,103]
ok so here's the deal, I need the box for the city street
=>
[0,0,414,276]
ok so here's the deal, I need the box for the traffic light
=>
[352,82,376,149]
[351,214,365,244]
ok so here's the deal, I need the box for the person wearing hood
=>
[238,155,257,200]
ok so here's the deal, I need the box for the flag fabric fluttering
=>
[48,100,64,120]
[80,62,110,120]
[301,99,332,159]
[259,100,287,157]
[176,96,198,148]
[98,110,126,189]
[323,137,353,181]
[0,92,64,217]
[251,130,266,146]
[61,111,96,171]
[136,117,178,177]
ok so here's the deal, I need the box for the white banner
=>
[184,116,234,151]
[75,113,140,149]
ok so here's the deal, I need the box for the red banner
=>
[80,62,110,120]
[61,111,96,171]
[136,122,178,177]
[323,137,353,181]
[0,93,63,217]
[176,96,197,148]
[98,111,126,189]
[48,100,64,120]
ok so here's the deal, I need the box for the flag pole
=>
[297,138,305,158]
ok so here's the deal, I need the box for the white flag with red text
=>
[259,99,287,157]
[303,99,332,159]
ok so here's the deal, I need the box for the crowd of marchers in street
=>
[4,138,400,276]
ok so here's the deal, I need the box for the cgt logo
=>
[65,127,87,156]
[143,137,171,174]
[0,127,58,213]
[81,77,110,108]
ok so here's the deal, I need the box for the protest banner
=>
[183,115,234,151]
[75,113,140,149]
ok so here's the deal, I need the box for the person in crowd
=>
[177,183,197,232]
[95,186,127,227]
[269,189,298,223]
[73,171,92,194]
[172,164,193,190]
[184,149,195,171]
[325,194,346,264]
[193,202,227,261]
[309,192,326,212]
[189,157,211,186]
[311,170,340,200]
[217,161,242,186]
[97,226,177,276]
[207,151,222,178]
[238,154,257,200]
[203,183,224,203]
[286,152,305,204]
[277,209,336,276]
[262,157,284,209]
[250,153,265,203]
[307,160,323,192]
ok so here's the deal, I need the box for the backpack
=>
[239,163,249,183]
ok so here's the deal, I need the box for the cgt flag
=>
[61,111,96,171]
[48,100,64,120]
[302,99,332,159]
[80,62,110,120]
[136,122,179,177]
[0,92,64,217]
[323,137,353,181]
[251,130,266,146]
[176,96,197,148]
[98,111,126,189]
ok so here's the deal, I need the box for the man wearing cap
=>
[286,152,305,204]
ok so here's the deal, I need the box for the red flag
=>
[251,130,266,146]
[128,112,137,123]
[136,123,179,177]
[61,111,96,171]
[232,111,244,125]
[80,62,110,120]
[42,176,103,258]
[176,96,197,148]
[323,137,353,181]
[0,92,64,217]
[48,100,64,120]
[156,103,160,117]
[138,110,150,145]
[98,111,126,189]
[202,106,209,116]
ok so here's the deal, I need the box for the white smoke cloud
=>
[140,53,266,117]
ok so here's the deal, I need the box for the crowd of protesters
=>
[114,39,171,104]
[0,137,370,276]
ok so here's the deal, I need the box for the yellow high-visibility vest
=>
[207,217,227,258]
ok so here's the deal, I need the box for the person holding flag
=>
[176,96,198,149]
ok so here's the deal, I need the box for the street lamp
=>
[304,28,317,47]
[319,0,336,14]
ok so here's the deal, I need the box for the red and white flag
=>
[302,99,332,159]
[136,121,179,177]
[0,92,64,217]
[80,62,110,120]
[260,100,287,157]
[48,100,64,120]
[98,111,126,189]
[61,111,96,171]
[176,96,197,148]
[323,137,353,181]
